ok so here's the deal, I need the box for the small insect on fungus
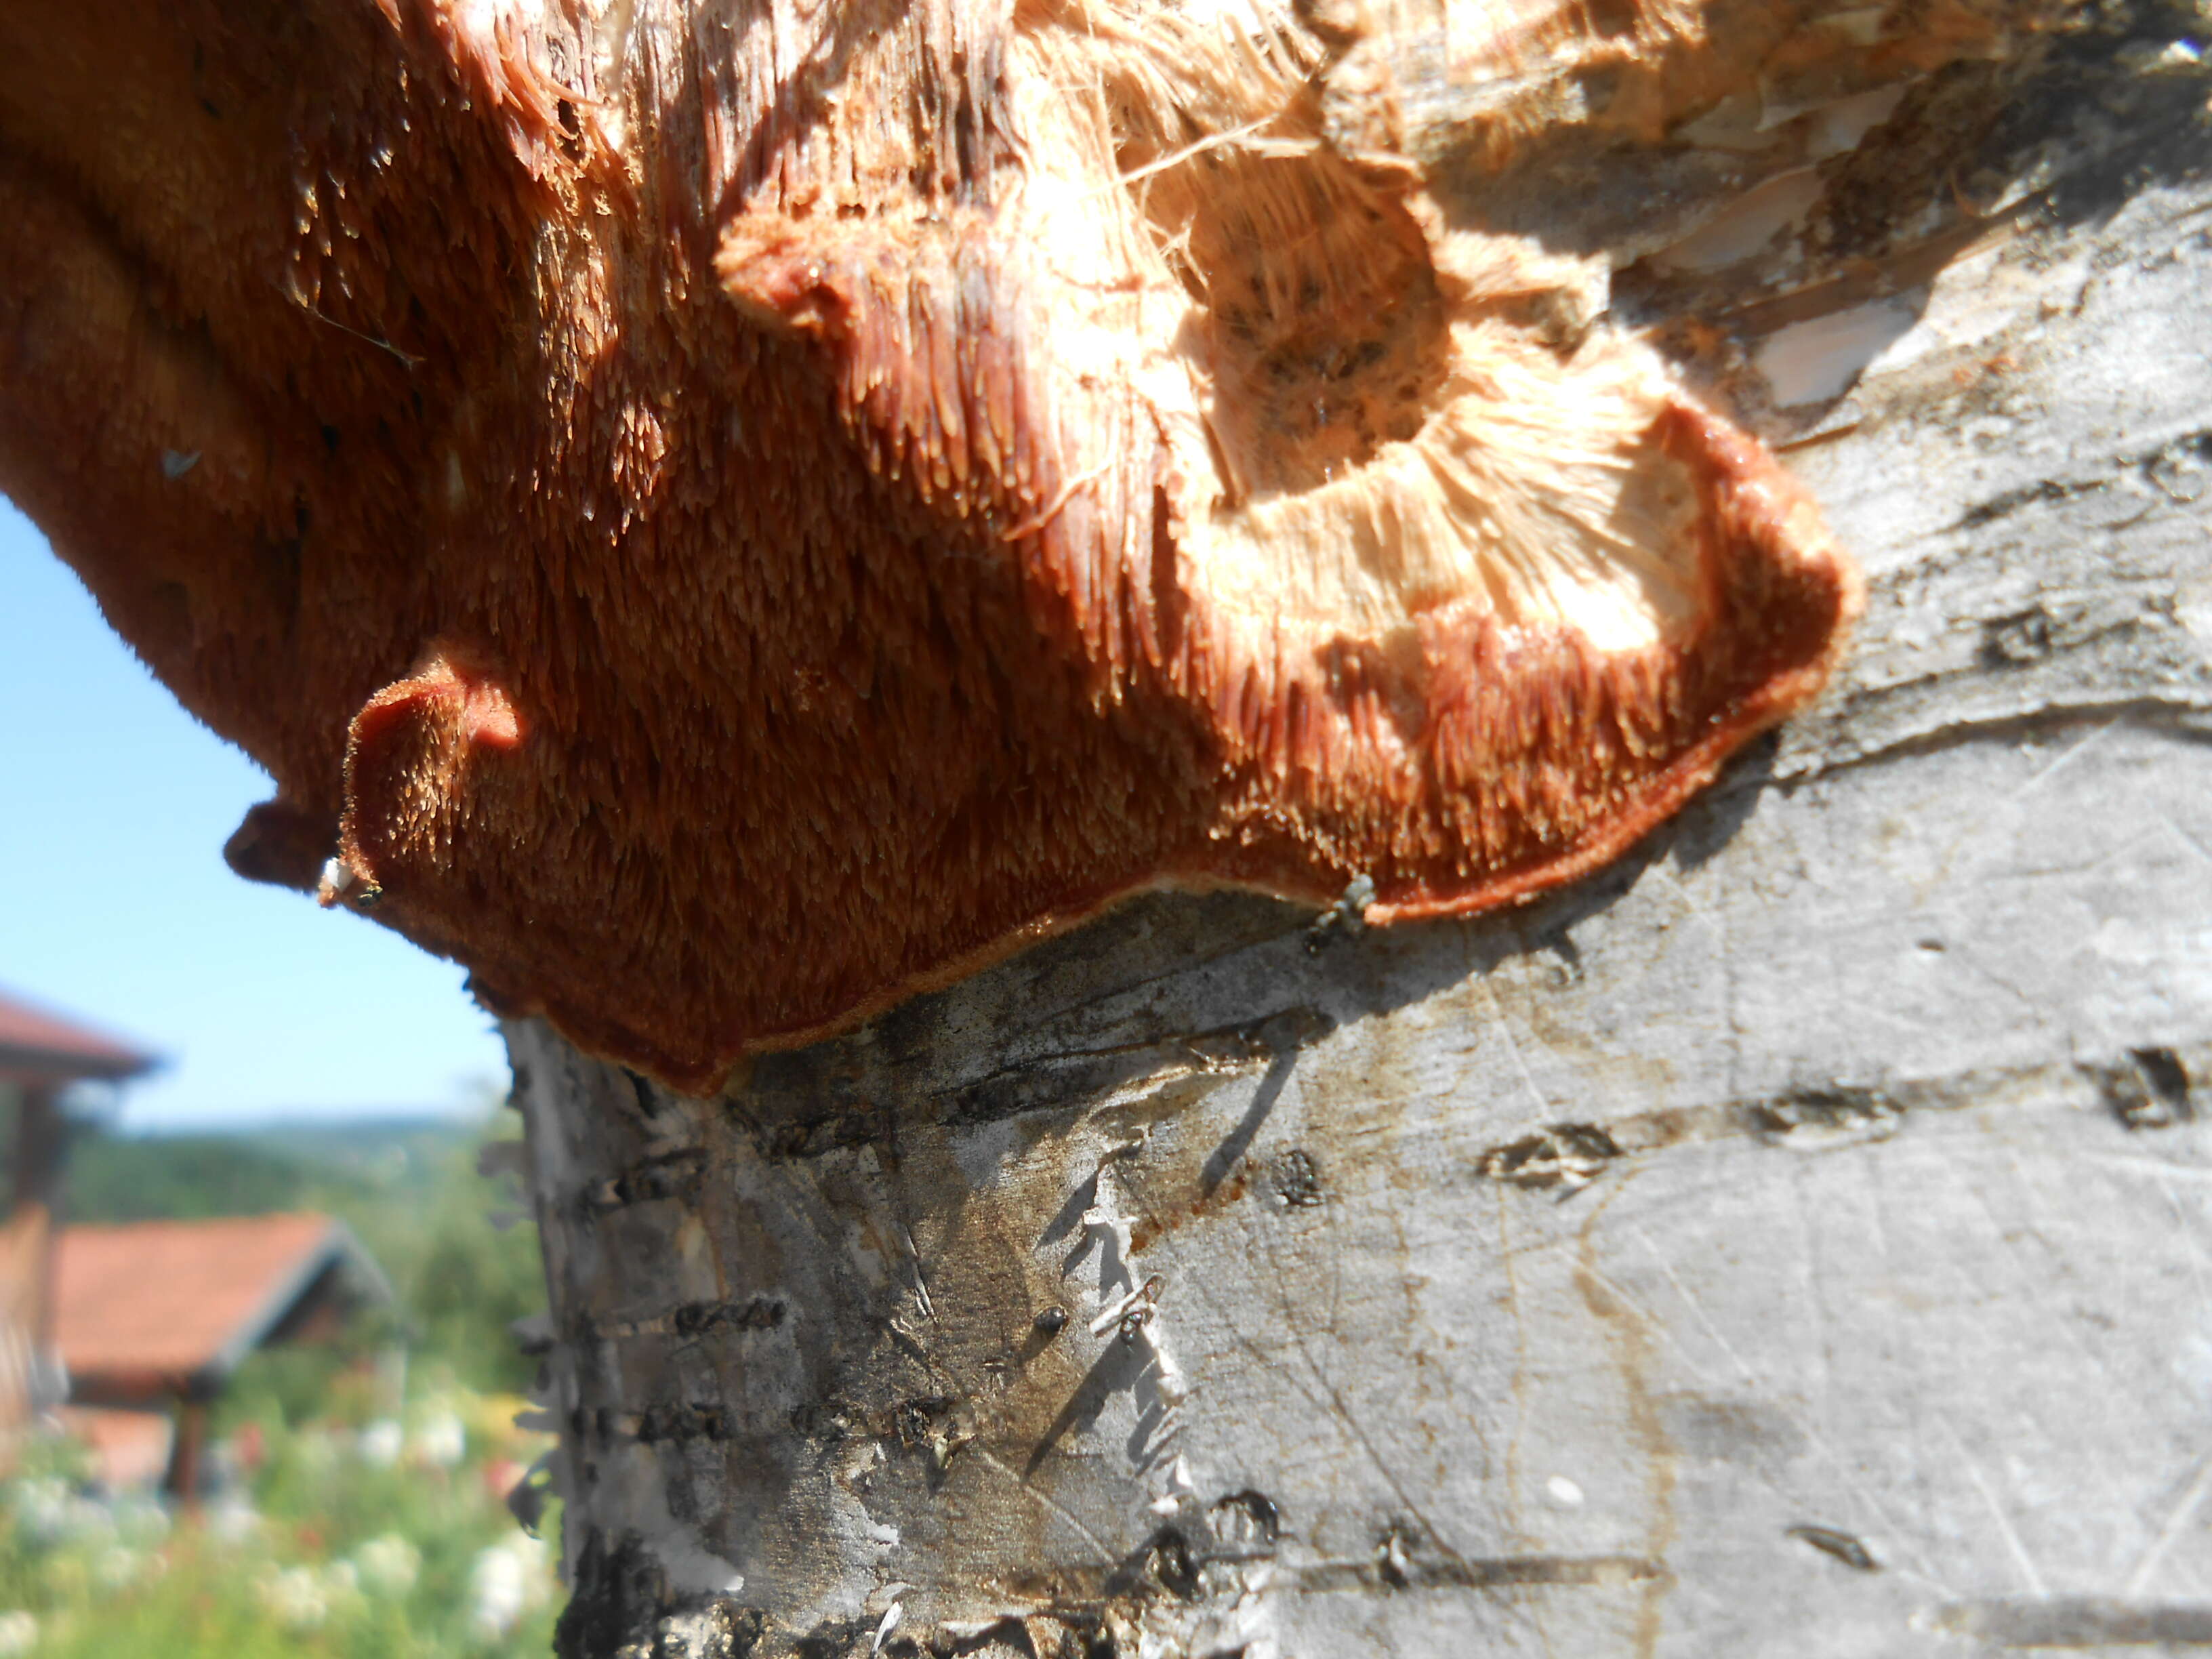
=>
[0,0,1896,1093]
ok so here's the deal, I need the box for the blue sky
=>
[1,501,508,1130]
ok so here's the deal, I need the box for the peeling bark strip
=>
[3,0,2028,1092]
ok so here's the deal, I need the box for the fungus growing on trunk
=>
[0,0,1921,1092]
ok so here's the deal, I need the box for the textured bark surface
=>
[510,14,2212,1650]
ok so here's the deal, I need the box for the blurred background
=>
[1,501,560,1656]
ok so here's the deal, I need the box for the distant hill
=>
[63,1117,480,1225]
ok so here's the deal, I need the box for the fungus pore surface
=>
[0,0,1901,1090]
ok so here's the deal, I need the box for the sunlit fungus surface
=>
[0,0,1917,1090]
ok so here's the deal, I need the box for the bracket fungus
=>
[0,0,1927,1092]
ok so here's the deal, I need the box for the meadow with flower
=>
[0,1380,559,1657]
[0,1115,565,1656]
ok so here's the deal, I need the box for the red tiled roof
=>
[54,1214,385,1399]
[0,988,157,1083]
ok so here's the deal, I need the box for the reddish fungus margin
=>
[0,0,1871,1093]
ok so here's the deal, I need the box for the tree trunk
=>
[8,0,2210,1648]
[511,16,2212,1650]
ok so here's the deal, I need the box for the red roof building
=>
[0,988,160,1471]
[56,1213,392,1404]
[0,994,399,1494]
[0,988,157,1086]
[54,1213,393,1493]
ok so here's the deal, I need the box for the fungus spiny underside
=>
[0,0,1958,1092]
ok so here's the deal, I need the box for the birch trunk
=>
[509,11,2212,1653]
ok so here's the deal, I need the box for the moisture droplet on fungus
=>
[0,0,1941,1091]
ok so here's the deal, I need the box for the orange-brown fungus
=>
[0,0,1892,1091]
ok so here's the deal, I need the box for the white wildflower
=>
[205,1493,262,1544]
[0,1610,35,1655]
[258,1565,330,1631]
[412,1411,467,1468]
[9,1481,112,1550]
[356,1420,404,1467]
[355,1534,421,1598]
[468,1532,552,1639]
[8,1479,68,1543]
[94,1546,144,1589]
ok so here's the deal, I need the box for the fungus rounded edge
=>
[0,0,1879,1095]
